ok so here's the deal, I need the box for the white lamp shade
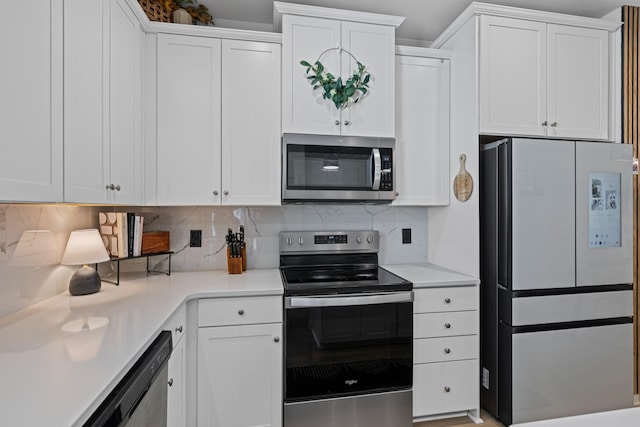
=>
[10,230,60,266]
[61,229,110,266]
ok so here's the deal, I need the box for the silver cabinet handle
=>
[223,190,229,196]
[444,386,451,393]
[238,309,245,315]
[550,122,558,127]
[444,323,451,329]
[344,120,350,126]
[335,120,340,125]
[274,336,280,343]
[168,378,174,387]
[106,184,120,191]
[444,348,451,354]
[444,298,451,304]
[542,121,548,126]
[175,325,183,333]
[115,185,120,191]
[213,190,219,196]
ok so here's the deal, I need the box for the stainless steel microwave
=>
[282,133,396,203]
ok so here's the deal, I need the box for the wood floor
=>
[414,410,505,427]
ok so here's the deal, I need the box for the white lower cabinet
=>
[168,335,186,427]
[197,297,282,427]
[413,285,480,422]
[166,305,187,427]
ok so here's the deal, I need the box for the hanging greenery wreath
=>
[300,47,371,110]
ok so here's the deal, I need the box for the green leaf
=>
[300,60,311,67]
[363,74,370,85]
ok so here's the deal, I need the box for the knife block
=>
[227,247,242,274]
[241,245,247,271]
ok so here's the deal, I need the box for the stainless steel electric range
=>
[279,230,413,427]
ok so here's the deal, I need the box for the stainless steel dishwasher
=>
[83,330,173,426]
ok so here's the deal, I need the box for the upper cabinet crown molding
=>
[273,1,405,31]
[395,45,451,59]
[431,1,621,48]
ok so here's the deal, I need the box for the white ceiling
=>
[199,0,640,44]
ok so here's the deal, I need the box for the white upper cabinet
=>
[221,40,281,206]
[155,34,281,205]
[394,49,450,206]
[156,34,222,205]
[278,2,403,137]
[64,0,143,204]
[479,15,612,140]
[0,0,63,202]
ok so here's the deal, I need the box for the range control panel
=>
[279,230,379,254]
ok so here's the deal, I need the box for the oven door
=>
[284,291,413,402]
[282,134,395,202]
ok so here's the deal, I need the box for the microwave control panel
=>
[380,149,393,191]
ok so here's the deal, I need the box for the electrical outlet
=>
[190,230,202,247]
[402,228,411,244]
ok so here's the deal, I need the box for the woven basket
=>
[137,0,171,23]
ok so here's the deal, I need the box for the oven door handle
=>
[286,291,413,308]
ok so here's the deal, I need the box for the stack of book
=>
[98,212,144,258]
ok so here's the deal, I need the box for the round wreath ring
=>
[300,47,371,110]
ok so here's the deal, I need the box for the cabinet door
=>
[63,0,109,203]
[167,336,186,427]
[157,34,222,205]
[341,21,395,137]
[0,0,63,202]
[479,16,547,136]
[108,0,143,204]
[547,25,609,140]
[394,55,449,205]
[282,14,341,135]
[221,40,281,205]
[197,323,282,427]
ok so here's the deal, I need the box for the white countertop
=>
[0,269,283,427]
[0,263,475,426]
[382,263,480,287]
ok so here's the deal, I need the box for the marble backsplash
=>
[0,204,428,317]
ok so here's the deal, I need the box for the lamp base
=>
[69,265,102,296]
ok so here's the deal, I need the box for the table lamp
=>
[61,229,110,296]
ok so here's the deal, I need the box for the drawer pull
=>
[444,386,451,393]
[238,309,245,316]
[444,298,451,304]
[175,325,183,333]
[444,348,451,354]
[444,323,451,329]
[168,378,174,387]
[274,336,280,343]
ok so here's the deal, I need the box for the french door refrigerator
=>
[480,138,634,426]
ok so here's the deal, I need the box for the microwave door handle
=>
[372,148,381,190]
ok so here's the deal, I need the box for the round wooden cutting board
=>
[453,153,473,202]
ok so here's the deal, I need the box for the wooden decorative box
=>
[142,231,170,254]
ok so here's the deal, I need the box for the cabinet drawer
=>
[198,296,282,327]
[414,335,478,364]
[164,304,186,347]
[414,286,478,313]
[413,360,478,417]
[414,311,477,338]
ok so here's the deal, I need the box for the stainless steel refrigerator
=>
[480,138,634,425]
